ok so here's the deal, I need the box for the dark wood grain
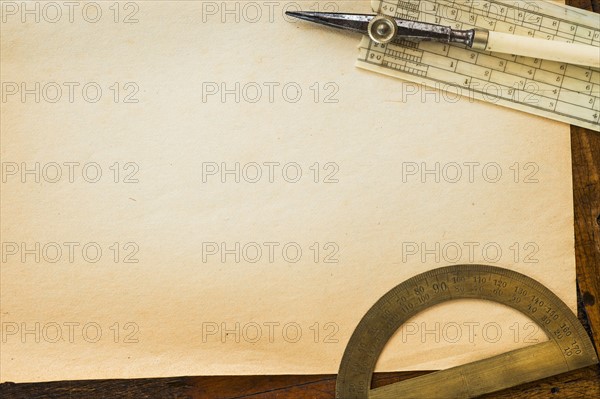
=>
[2,1,599,397]
[572,125,600,354]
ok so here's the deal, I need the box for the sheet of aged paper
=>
[1,0,575,382]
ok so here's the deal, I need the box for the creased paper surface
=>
[1,0,574,382]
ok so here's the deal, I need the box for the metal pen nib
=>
[286,11,488,50]
[286,11,372,34]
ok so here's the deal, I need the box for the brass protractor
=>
[335,264,598,399]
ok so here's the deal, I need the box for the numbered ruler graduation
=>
[358,0,600,130]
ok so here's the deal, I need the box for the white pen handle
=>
[482,30,600,68]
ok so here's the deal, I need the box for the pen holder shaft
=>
[484,31,600,68]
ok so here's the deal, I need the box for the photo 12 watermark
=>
[2,321,140,344]
[201,161,339,183]
[199,1,339,24]
[1,82,140,103]
[1,1,140,24]
[201,81,339,104]
[201,241,340,264]
[1,161,140,184]
[201,321,339,344]
[396,320,544,344]
[401,241,540,264]
[400,161,540,184]
[1,241,140,264]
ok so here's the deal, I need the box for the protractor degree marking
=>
[335,264,599,399]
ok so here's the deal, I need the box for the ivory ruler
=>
[358,0,600,130]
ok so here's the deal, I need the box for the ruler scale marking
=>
[359,0,600,129]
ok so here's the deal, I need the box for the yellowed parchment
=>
[1,0,574,383]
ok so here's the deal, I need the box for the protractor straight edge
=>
[335,264,599,399]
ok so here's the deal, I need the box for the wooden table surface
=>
[2,1,599,397]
